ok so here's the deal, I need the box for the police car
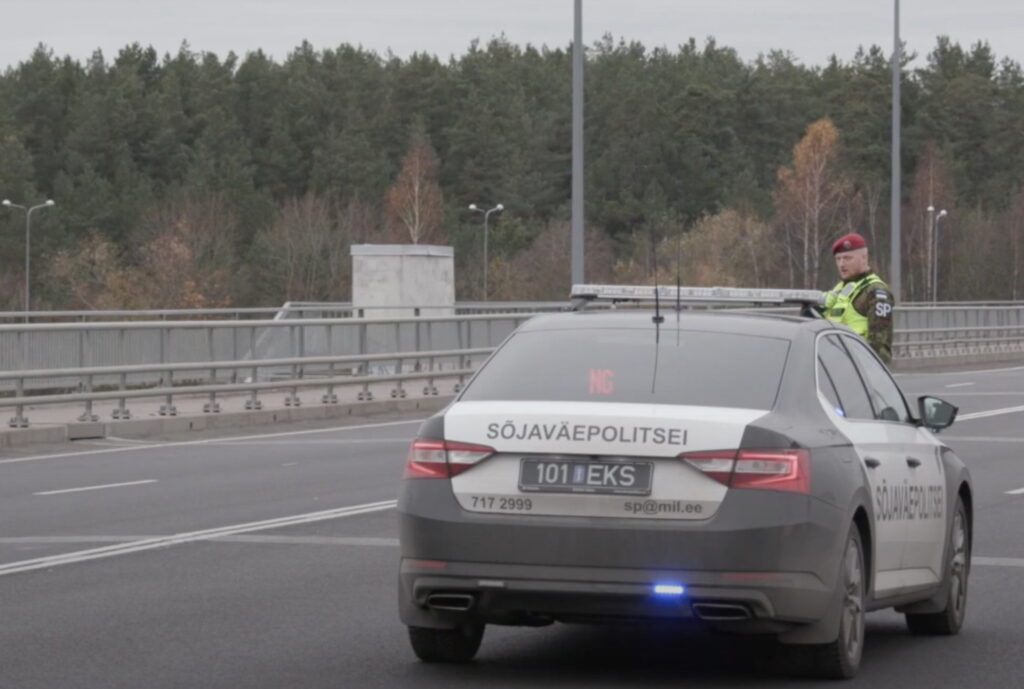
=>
[398,285,972,679]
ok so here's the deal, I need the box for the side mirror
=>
[918,395,958,432]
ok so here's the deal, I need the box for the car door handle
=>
[864,457,881,468]
[906,457,922,468]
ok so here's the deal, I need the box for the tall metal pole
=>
[890,0,902,300]
[483,212,490,302]
[932,211,947,302]
[2,199,53,322]
[468,203,502,301]
[926,205,935,299]
[931,214,937,302]
[24,208,31,322]
[571,0,584,286]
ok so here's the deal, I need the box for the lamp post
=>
[2,198,55,322]
[891,0,902,301]
[468,203,503,301]
[571,0,584,287]
[927,205,935,299]
[932,209,948,302]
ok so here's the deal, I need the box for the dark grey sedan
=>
[398,306,972,679]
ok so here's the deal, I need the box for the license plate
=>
[518,459,653,496]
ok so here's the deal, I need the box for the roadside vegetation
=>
[1,36,1021,307]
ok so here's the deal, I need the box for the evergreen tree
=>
[0,35,1020,306]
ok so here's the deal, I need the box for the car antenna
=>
[652,270,665,325]
[651,250,663,393]
[675,232,682,346]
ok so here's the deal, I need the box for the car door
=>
[841,335,946,586]
[816,333,911,596]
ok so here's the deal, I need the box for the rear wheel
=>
[809,525,865,679]
[906,497,970,635]
[408,624,485,663]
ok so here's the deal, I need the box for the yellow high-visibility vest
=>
[823,273,885,337]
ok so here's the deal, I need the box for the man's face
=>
[835,248,870,280]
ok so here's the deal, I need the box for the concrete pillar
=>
[351,244,455,319]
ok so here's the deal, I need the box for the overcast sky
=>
[3,1,1023,71]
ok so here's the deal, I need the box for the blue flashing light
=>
[653,584,685,596]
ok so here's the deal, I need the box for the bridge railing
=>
[894,303,1024,360]
[0,301,571,323]
[0,347,495,428]
[3,302,1024,428]
[0,312,537,394]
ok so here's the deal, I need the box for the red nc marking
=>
[589,369,615,395]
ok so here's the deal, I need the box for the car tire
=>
[810,524,866,680]
[906,497,970,636]
[408,623,485,663]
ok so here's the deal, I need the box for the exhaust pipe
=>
[425,593,476,612]
[692,603,753,621]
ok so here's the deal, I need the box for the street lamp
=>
[468,203,503,301]
[572,0,584,287]
[932,209,948,302]
[2,198,56,321]
[927,205,935,299]
[891,0,902,301]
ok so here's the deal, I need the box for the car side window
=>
[841,336,911,423]
[817,335,875,421]
[817,358,844,417]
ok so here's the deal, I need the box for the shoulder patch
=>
[874,290,890,299]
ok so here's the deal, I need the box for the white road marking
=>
[213,535,399,547]
[0,536,149,544]
[946,382,976,388]
[281,462,299,467]
[943,436,1024,444]
[1006,487,1024,495]
[0,418,425,466]
[0,499,398,578]
[973,557,1024,568]
[896,364,1024,377]
[935,392,1024,396]
[214,439,408,446]
[957,404,1024,422]
[0,534,400,547]
[34,479,157,496]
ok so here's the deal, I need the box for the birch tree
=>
[774,119,854,288]
[385,128,444,245]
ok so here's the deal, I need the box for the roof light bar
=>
[571,284,824,306]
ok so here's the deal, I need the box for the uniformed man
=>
[822,233,894,365]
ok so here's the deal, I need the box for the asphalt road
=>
[1,368,1023,688]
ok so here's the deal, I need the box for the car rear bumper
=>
[398,483,848,633]
[398,558,832,633]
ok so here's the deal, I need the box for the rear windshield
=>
[461,328,790,409]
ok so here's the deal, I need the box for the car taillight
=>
[679,451,735,485]
[403,439,495,479]
[681,449,810,494]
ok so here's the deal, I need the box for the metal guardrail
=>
[895,325,1024,359]
[6,300,1022,325]
[0,301,571,323]
[0,347,495,428]
[892,304,1024,359]
[0,312,537,393]
[898,304,1024,328]
[4,302,1024,429]
[0,302,352,323]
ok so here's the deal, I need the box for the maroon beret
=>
[832,233,867,255]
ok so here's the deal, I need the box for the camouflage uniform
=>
[822,272,894,365]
